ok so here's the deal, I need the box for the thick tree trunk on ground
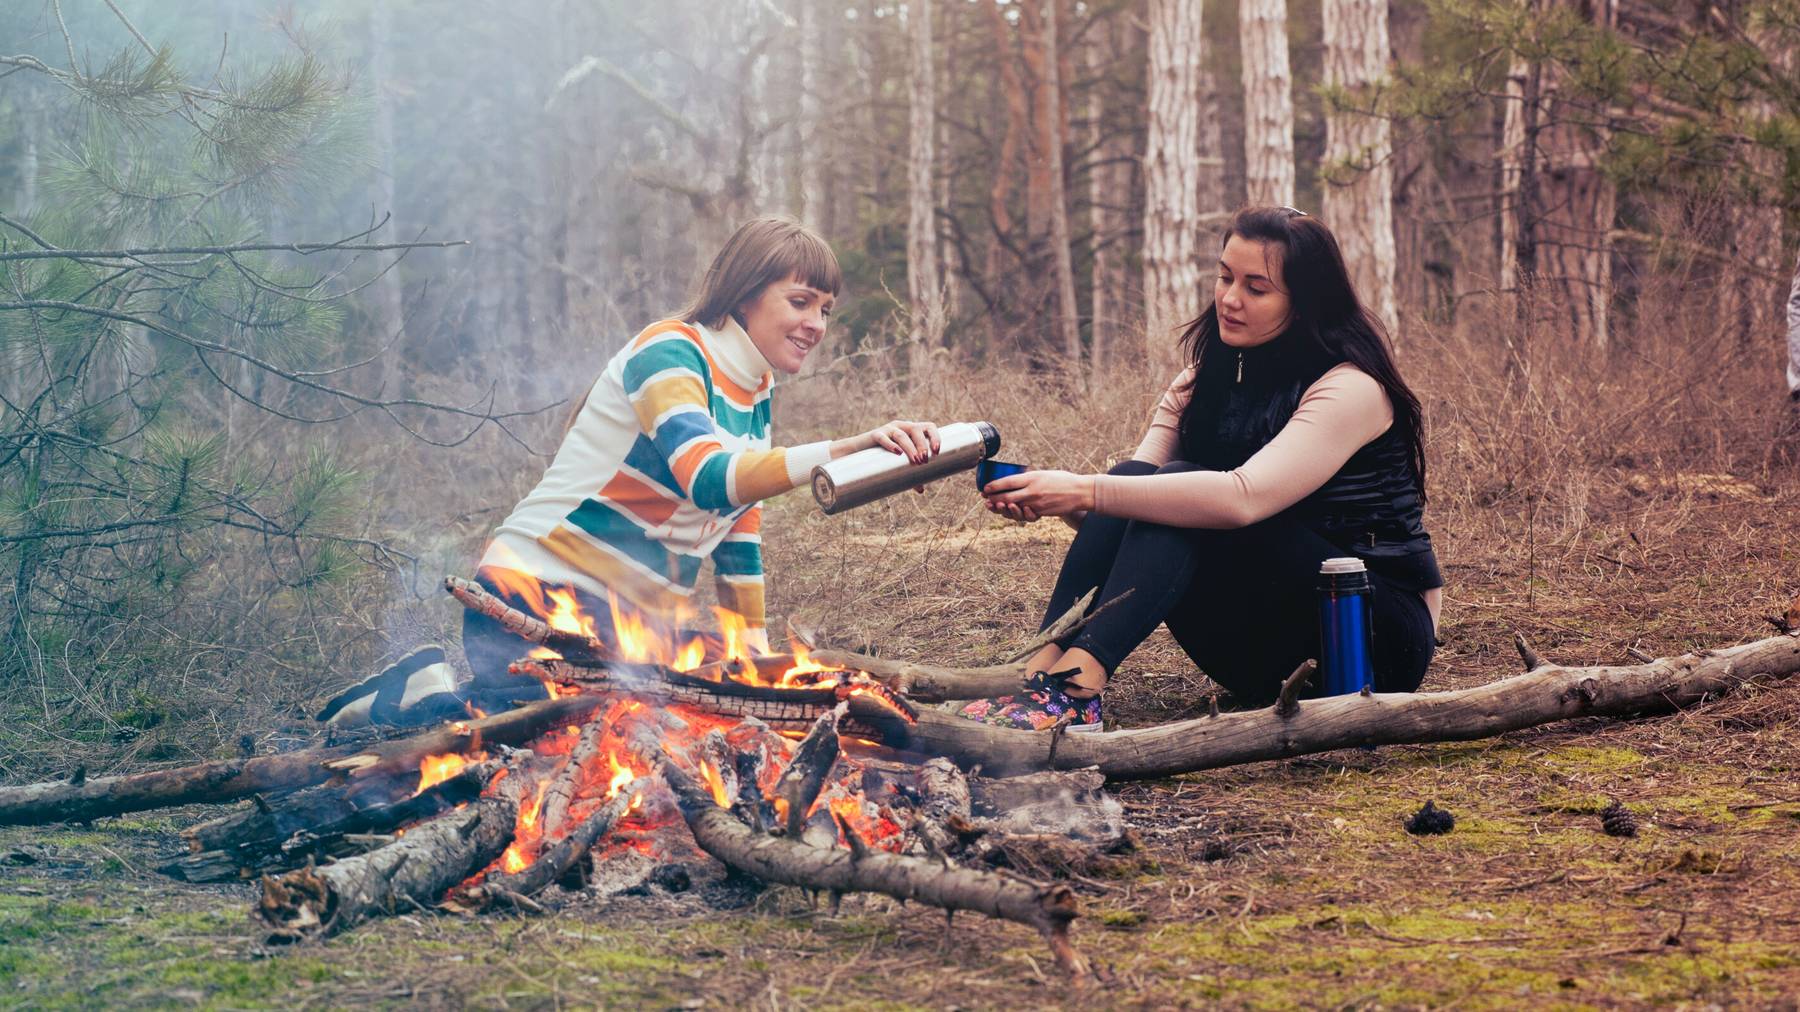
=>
[1240,0,1296,207]
[257,795,519,941]
[1321,0,1397,335]
[1142,0,1206,367]
[664,762,1087,978]
[888,635,1800,778]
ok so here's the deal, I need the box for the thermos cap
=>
[1319,557,1367,575]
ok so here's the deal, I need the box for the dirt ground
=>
[4,365,1800,1009]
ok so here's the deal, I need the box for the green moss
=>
[1096,908,1148,929]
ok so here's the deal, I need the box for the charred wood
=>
[257,793,519,942]
[890,634,1800,779]
[663,763,1088,981]
[465,783,640,904]
[777,702,844,837]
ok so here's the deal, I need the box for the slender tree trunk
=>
[1532,0,1615,349]
[1041,0,1083,371]
[907,0,945,367]
[1142,0,1205,370]
[1723,19,1787,349]
[798,0,826,230]
[1321,0,1397,336]
[1087,19,1117,374]
[984,0,1029,356]
[1239,0,1296,207]
[367,0,405,396]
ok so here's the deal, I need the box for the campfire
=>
[236,574,1100,977]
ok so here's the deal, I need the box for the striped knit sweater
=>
[481,318,832,633]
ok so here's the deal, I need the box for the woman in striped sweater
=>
[463,217,937,708]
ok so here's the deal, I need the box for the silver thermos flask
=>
[811,421,1001,515]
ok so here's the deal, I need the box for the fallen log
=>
[663,762,1088,981]
[890,633,1800,779]
[0,694,602,826]
[776,703,844,837]
[182,774,412,854]
[257,791,520,941]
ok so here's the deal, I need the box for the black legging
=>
[1044,460,1436,707]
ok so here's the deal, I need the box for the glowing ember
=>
[416,753,467,795]
[499,781,550,874]
[698,758,730,807]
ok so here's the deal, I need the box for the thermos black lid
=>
[976,421,1001,458]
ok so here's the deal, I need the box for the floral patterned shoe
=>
[956,671,1102,731]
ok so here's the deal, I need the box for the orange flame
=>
[416,753,467,795]
[672,637,706,672]
[605,751,635,800]
[609,596,659,663]
[698,758,730,807]
[714,607,761,670]
[499,780,549,874]
[545,587,596,639]
[780,641,846,687]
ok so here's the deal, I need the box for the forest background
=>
[3,0,1800,1005]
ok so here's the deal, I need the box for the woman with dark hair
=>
[960,206,1442,730]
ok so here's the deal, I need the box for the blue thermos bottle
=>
[1318,558,1375,695]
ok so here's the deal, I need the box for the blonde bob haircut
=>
[679,216,842,331]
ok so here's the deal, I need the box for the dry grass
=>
[3,301,1800,1006]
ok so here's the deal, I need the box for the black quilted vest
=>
[1179,350,1443,592]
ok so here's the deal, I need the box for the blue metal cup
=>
[1318,557,1375,695]
[976,459,1028,492]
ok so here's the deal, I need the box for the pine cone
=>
[1600,799,1638,838]
[1404,800,1455,835]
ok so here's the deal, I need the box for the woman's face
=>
[736,275,835,374]
[1214,236,1293,349]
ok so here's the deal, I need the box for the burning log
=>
[257,791,521,941]
[463,781,642,905]
[166,764,496,883]
[893,633,1800,779]
[776,703,845,837]
[444,575,609,661]
[321,694,604,779]
[662,762,1089,981]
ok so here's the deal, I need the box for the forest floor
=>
[4,363,1800,1009]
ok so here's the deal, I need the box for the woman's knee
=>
[1107,459,1160,477]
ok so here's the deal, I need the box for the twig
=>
[1274,660,1317,718]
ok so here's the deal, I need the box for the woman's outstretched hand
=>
[864,420,941,464]
[983,469,1096,519]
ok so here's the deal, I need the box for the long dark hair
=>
[1174,206,1428,498]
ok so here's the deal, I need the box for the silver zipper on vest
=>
[1236,351,1244,383]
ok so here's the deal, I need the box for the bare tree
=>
[1142,0,1206,369]
[1240,0,1296,207]
[1321,0,1398,334]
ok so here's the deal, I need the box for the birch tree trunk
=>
[1239,0,1296,207]
[907,0,945,364]
[1142,0,1206,370]
[1321,0,1398,335]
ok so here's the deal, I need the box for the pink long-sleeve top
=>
[1092,363,1443,628]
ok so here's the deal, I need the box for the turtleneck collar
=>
[697,316,775,394]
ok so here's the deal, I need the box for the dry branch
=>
[776,703,845,837]
[810,591,1106,702]
[0,695,600,826]
[257,794,519,942]
[889,634,1800,779]
[663,763,1088,980]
